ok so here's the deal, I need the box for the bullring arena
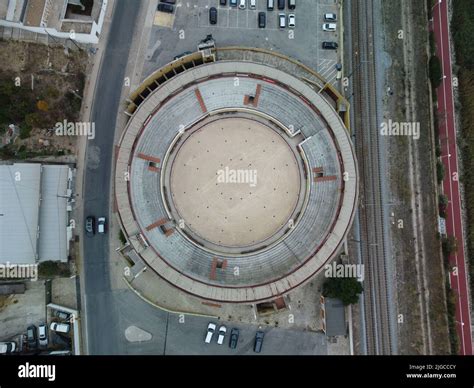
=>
[115,51,358,304]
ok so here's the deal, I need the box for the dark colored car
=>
[288,0,295,10]
[209,7,218,24]
[277,0,285,10]
[85,216,95,237]
[27,325,37,349]
[157,3,174,13]
[161,0,176,3]
[258,12,266,28]
[55,310,71,321]
[220,0,227,5]
[254,331,264,353]
[229,328,240,349]
[230,0,237,6]
[322,41,338,50]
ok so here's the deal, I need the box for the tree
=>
[322,277,363,306]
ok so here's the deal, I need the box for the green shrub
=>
[436,160,445,183]
[429,56,443,88]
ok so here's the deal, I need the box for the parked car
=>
[160,0,176,3]
[38,324,48,347]
[278,13,286,28]
[322,23,337,31]
[0,342,16,354]
[324,13,337,21]
[157,3,174,13]
[50,322,70,334]
[204,322,216,343]
[239,0,246,9]
[230,0,238,6]
[220,0,227,4]
[277,0,285,10]
[322,41,338,50]
[288,13,295,28]
[288,0,295,10]
[209,7,218,24]
[258,12,266,28]
[85,216,95,237]
[229,328,239,349]
[97,217,106,234]
[55,310,71,321]
[254,331,265,353]
[217,326,227,345]
[249,0,256,9]
[27,325,37,349]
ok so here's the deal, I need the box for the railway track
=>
[350,0,394,354]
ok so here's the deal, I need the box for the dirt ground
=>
[382,0,450,354]
[0,40,89,157]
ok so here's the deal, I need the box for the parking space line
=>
[320,64,336,79]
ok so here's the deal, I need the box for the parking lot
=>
[144,0,342,85]
[107,289,328,355]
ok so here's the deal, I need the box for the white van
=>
[204,322,216,343]
[267,0,274,10]
[217,326,227,345]
[250,0,256,9]
[239,0,246,9]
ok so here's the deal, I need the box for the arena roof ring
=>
[115,60,358,303]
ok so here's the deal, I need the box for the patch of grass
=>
[38,261,70,279]
[445,280,460,354]
[119,229,127,245]
[436,159,445,183]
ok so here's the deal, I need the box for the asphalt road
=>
[83,0,141,355]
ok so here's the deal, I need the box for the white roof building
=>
[0,163,41,264]
[0,163,72,265]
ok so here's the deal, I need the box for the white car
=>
[249,0,256,9]
[324,13,337,22]
[239,0,246,9]
[322,23,337,31]
[204,322,216,343]
[50,322,70,334]
[279,13,286,28]
[97,217,106,234]
[217,325,227,345]
[38,323,48,347]
[288,13,295,28]
[0,342,16,354]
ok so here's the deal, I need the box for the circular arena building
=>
[115,58,358,303]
